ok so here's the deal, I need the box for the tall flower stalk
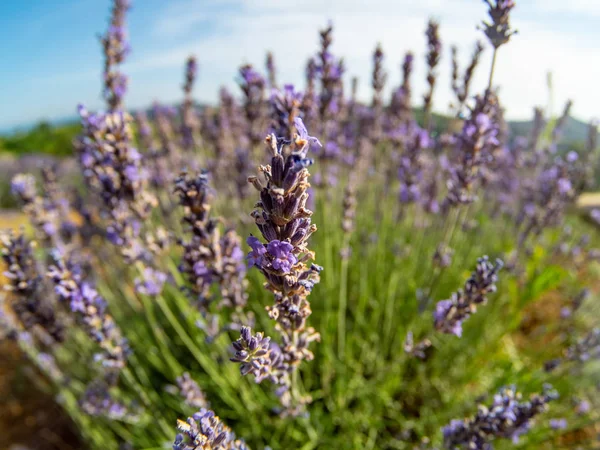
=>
[174,408,249,450]
[434,255,503,337]
[76,0,157,264]
[181,56,201,152]
[371,44,387,141]
[101,0,131,112]
[174,171,248,338]
[480,0,517,89]
[1,230,66,343]
[443,385,557,449]
[232,118,322,415]
[450,41,485,114]
[423,19,442,130]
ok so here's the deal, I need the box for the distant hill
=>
[1,108,596,158]
[508,115,596,146]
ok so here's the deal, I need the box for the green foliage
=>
[25,179,598,450]
[0,180,18,209]
[0,121,78,157]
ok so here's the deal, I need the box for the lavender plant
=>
[174,170,248,335]
[233,119,322,415]
[443,385,558,449]
[1,229,65,343]
[3,0,600,449]
[423,19,442,129]
[434,256,504,337]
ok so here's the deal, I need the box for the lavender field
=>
[1,1,600,449]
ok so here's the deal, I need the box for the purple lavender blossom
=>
[480,0,517,49]
[1,230,65,343]
[395,122,431,205]
[434,256,503,337]
[239,64,266,147]
[576,400,590,415]
[176,372,208,409]
[389,52,414,127]
[101,0,131,111]
[316,24,344,123]
[10,173,68,247]
[549,418,567,430]
[180,56,201,151]
[294,117,322,148]
[175,171,248,312]
[423,19,442,127]
[270,84,303,141]
[246,236,266,268]
[370,43,387,140]
[434,300,463,337]
[557,178,572,195]
[174,408,249,450]
[267,240,297,273]
[10,174,37,202]
[76,106,156,264]
[443,385,557,449]
[231,326,278,383]
[236,120,322,415]
[134,267,167,296]
[48,254,129,369]
[80,379,129,419]
[444,94,501,208]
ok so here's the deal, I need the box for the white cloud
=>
[126,0,599,122]
[532,0,600,15]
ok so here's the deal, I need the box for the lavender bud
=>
[443,385,557,449]
[1,230,65,343]
[434,256,503,337]
[176,372,208,409]
[480,0,517,49]
[174,408,249,450]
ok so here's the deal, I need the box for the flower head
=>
[434,256,503,337]
[267,240,297,273]
[134,267,167,296]
[443,385,558,449]
[294,117,322,149]
[247,236,267,268]
[480,0,518,49]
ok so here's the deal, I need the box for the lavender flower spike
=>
[134,267,167,296]
[174,170,248,315]
[239,64,266,147]
[443,385,557,449]
[434,256,503,337]
[481,0,517,49]
[177,372,208,409]
[1,229,65,343]
[231,326,280,383]
[180,55,201,151]
[423,19,442,128]
[48,254,130,369]
[234,118,322,414]
[101,0,131,111]
[174,408,249,450]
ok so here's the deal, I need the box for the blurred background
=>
[1,0,599,131]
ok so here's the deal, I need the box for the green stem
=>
[337,234,351,357]
[488,48,498,91]
[154,295,243,414]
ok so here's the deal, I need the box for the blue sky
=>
[1,0,599,131]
